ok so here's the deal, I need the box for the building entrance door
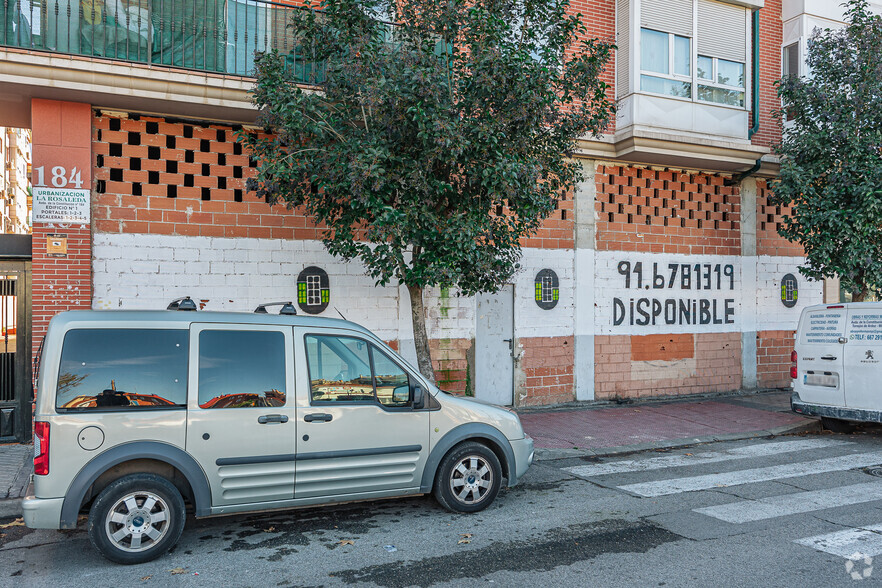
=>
[475,285,514,406]
[0,260,31,442]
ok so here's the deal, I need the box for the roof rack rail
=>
[167,296,198,311]
[254,301,297,315]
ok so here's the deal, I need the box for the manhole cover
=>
[862,466,882,477]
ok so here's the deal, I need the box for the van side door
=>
[293,328,430,500]
[185,323,297,508]
[794,307,846,407]
[843,307,882,409]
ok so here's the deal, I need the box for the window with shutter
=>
[629,0,749,109]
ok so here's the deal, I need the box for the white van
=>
[791,302,882,431]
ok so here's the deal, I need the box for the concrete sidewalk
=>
[519,389,820,460]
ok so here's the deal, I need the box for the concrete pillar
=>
[574,159,597,401]
[740,176,758,390]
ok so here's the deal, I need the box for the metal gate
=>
[0,261,31,443]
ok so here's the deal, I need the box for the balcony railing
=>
[1,0,324,82]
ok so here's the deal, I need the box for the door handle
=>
[821,355,837,361]
[503,338,512,349]
[258,414,289,424]
[839,337,848,344]
[304,413,333,423]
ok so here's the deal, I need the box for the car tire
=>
[433,441,502,513]
[87,473,186,565]
[821,416,856,434]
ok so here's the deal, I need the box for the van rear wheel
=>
[87,473,185,565]
[821,417,856,434]
[433,442,502,513]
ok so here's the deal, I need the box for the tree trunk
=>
[407,284,437,385]
[853,287,867,302]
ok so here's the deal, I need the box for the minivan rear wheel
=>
[821,416,856,434]
[433,442,502,513]
[87,473,185,564]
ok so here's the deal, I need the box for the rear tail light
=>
[790,350,798,380]
[34,421,49,476]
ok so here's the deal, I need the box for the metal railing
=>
[1,0,324,82]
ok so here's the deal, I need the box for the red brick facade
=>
[757,329,795,389]
[595,333,742,400]
[518,336,575,406]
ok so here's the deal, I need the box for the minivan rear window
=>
[56,329,188,410]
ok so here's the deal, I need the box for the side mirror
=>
[412,385,425,410]
[392,385,410,404]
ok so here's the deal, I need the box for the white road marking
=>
[564,439,851,478]
[618,452,882,497]
[795,524,882,558]
[694,481,882,523]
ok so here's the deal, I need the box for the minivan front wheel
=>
[87,473,185,564]
[433,442,502,513]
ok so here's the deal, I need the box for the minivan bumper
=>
[509,435,534,486]
[22,482,64,529]
[791,391,882,424]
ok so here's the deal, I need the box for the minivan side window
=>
[305,335,411,407]
[198,330,286,408]
[305,335,374,403]
[372,348,410,408]
[56,329,188,410]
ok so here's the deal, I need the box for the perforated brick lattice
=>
[595,165,740,255]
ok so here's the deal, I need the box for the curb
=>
[534,418,822,461]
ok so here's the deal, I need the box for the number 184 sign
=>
[32,165,90,224]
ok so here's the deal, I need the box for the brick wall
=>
[94,111,572,247]
[757,329,795,389]
[429,337,472,394]
[517,336,574,406]
[595,332,742,400]
[752,0,783,149]
[756,179,803,257]
[595,165,740,255]
[31,100,93,358]
[570,0,616,133]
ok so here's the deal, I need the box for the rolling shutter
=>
[697,0,747,62]
[617,0,630,96]
[640,0,693,38]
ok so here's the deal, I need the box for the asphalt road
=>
[5,430,882,587]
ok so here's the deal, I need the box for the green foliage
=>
[774,0,882,301]
[241,0,614,296]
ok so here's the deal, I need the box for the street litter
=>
[383,545,397,552]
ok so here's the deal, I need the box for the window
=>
[640,28,692,99]
[372,349,411,408]
[305,335,412,407]
[198,330,286,408]
[56,329,188,410]
[783,43,799,79]
[697,56,745,107]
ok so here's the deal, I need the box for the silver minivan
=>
[23,304,533,564]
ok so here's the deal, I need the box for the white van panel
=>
[793,307,846,407]
[843,309,882,410]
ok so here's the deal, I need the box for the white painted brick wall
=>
[755,255,824,331]
[92,234,575,345]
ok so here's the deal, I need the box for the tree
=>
[774,0,882,301]
[242,0,614,382]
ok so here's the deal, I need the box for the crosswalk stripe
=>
[795,524,882,558]
[618,451,882,497]
[694,481,882,523]
[564,439,851,478]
